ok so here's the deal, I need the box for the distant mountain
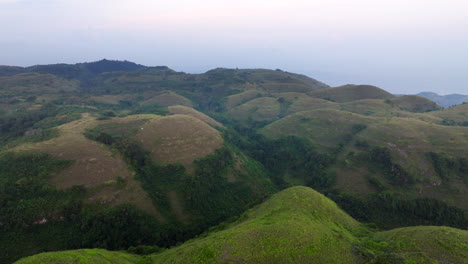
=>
[0,59,147,81]
[417,92,468,107]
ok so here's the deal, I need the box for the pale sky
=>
[1,0,467,94]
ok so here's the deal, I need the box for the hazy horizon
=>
[1,0,467,95]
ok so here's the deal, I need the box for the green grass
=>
[429,103,468,125]
[14,249,141,264]
[228,97,281,122]
[149,186,365,264]
[261,108,374,149]
[374,226,468,264]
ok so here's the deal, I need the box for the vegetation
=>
[0,152,166,263]
[330,192,468,230]
[427,151,468,180]
[84,123,276,250]
[354,146,414,186]
[1,61,467,263]
[14,187,468,264]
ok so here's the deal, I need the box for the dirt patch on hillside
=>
[12,114,163,220]
[134,114,223,171]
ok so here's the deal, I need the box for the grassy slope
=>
[14,249,140,264]
[168,105,224,127]
[261,109,374,149]
[0,73,78,96]
[133,114,224,168]
[261,109,468,209]
[429,103,468,124]
[8,113,162,218]
[374,226,468,264]
[150,186,364,264]
[224,89,265,109]
[228,97,281,121]
[140,91,193,107]
[14,186,468,264]
[391,95,442,113]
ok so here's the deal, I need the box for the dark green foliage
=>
[0,153,81,263]
[365,175,387,191]
[0,104,85,146]
[330,192,468,230]
[127,245,163,255]
[183,148,257,226]
[223,127,334,191]
[356,147,414,186]
[0,104,59,137]
[0,222,83,264]
[441,119,468,126]
[351,123,367,134]
[427,152,467,180]
[80,205,163,250]
[0,152,72,206]
[355,140,370,149]
[20,60,146,82]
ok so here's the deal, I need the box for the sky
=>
[0,0,467,94]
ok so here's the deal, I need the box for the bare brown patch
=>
[12,114,163,219]
[134,115,223,171]
[89,95,129,105]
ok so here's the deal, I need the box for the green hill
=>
[0,73,78,96]
[429,103,468,126]
[309,84,395,103]
[374,226,468,263]
[261,108,468,215]
[14,186,468,264]
[13,249,140,264]
[390,95,442,112]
